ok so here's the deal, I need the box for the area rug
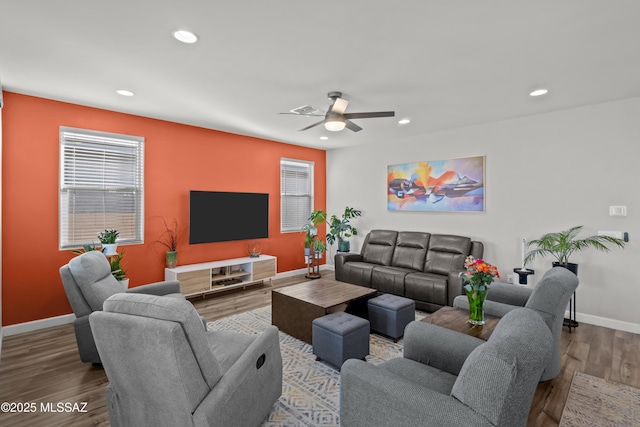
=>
[559,371,640,427]
[208,306,426,426]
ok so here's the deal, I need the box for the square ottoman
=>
[312,312,370,369]
[367,294,415,342]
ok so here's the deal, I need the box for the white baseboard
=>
[3,313,75,337]
[568,310,640,334]
[9,268,633,337]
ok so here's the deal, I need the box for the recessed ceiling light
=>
[116,89,134,97]
[173,30,198,44]
[529,89,549,97]
[398,118,411,125]
[320,136,329,140]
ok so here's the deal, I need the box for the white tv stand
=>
[165,255,277,297]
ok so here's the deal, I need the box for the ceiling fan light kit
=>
[282,91,395,133]
[324,114,346,131]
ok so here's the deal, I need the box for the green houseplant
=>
[326,207,362,252]
[109,251,128,289]
[302,209,327,256]
[312,237,327,258]
[109,252,127,281]
[98,229,119,256]
[157,218,179,268]
[524,225,626,330]
[524,225,626,275]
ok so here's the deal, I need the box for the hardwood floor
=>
[0,273,638,426]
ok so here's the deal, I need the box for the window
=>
[59,127,144,249]
[280,159,314,232]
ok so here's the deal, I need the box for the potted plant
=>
[303,209,327,256]
[109,251,128,289]
[524,225,626,275]
[98,229,119,256]
[326,207,362,252]
[312,238,327,259]
[157,218,179,268]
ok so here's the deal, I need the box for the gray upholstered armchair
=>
[453,266,579,381]
[340,308,553,427]
[89,293,283,427]
[59,250,183,364]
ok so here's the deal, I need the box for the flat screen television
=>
[189,191,269,244]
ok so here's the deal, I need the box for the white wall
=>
[327,97,640,333]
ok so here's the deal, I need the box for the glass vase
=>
[466,289,488,325]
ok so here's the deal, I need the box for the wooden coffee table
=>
[422,306,500,341]
[272,278,377,344]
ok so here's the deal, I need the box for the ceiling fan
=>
[281,91,395,132]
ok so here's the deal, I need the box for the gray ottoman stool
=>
[312,312,370,369]
[367,294,415,342]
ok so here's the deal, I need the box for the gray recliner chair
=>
[60,250,184,364]
[453,266,579,381]
[340,308,553,427]
[90,293,283,427]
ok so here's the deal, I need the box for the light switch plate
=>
[609,206,627,217]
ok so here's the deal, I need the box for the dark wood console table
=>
[421,306,500,341]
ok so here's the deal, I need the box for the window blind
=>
[280,159,313,232]
[59,127,144,249]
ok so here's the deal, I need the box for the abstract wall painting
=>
[387,155,485,212]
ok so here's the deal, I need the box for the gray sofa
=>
[340,307,553,427]
[453,266,579,381]
[335,230,484,311]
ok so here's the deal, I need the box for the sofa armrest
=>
[470,241,484,259]
[446,269,465,306]
[73,315,102,364]
[335,252,363,265]
[334,252,363,282]
[126,280,181,296]
[485,282,532,306]
[403,321,483,376]
[340,359,492,427]
[194,326,283,427]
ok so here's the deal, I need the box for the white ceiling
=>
[1,1,639,150]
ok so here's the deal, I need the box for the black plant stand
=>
[513,268,534,284]
[553,262,579,333]
[563,291,579,332]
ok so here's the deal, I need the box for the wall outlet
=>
[507,274,514,284]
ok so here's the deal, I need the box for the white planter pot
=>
[102,243,118,256]
[119,278,129,290]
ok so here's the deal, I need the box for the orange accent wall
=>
[1,92,326,326]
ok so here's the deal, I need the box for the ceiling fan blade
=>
[343,111,395,119]
[279,112,325,117]
[345,120,363,132]
[298,120,325,131]
[331,97,349,114]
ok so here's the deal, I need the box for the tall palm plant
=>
[524,225,626,266]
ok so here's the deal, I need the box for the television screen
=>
[189,191,269,244]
